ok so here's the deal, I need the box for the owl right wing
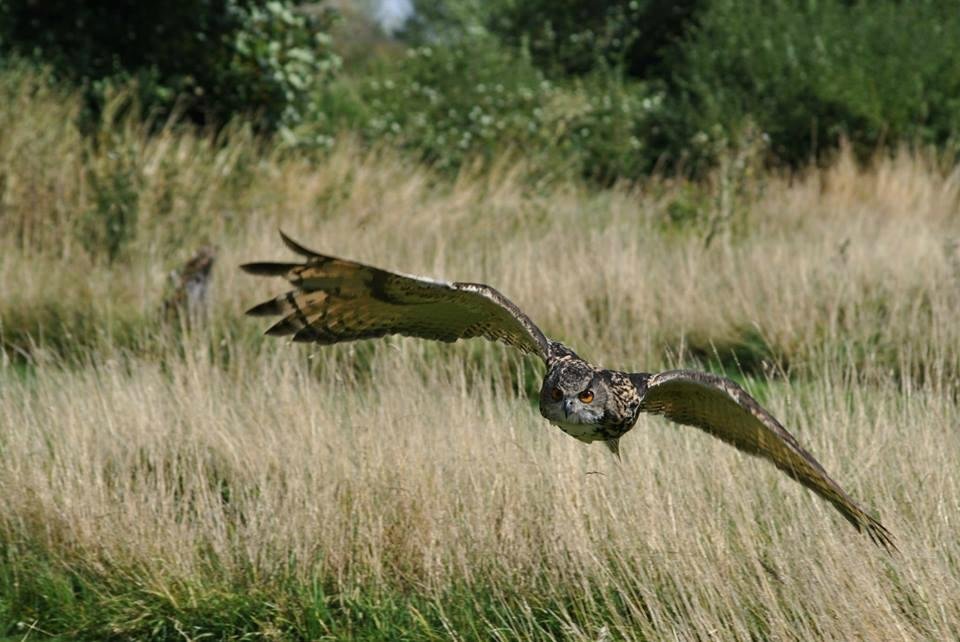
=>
[636,370,895,549]
[241,232,551,361]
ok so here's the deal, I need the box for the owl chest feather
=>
[549,419,600,442]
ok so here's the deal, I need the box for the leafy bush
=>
[402,0,703,79]
[484,0,702,79]
[327,36,665,180]
[540,73,667,182]
[343,38,551,171]
[668,0,960,167]
[0,0,340,131]
[398,0,960,174]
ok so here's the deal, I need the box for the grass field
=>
[2,73,960,640]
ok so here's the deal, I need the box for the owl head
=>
[539,360,608,425]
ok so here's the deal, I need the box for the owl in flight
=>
[243,232,893,548]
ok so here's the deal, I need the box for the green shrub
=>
[540,73,666,183]
[402,0,703,79]
[488,0,702,79]
[348,38,551,171]
[81,140,142,262]
[398,0,960,174]
[668,0,960,168]
[325,36,664,180]
[0,0,340,131]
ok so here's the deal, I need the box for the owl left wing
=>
[637,369,894,549]
[241,232,551,360]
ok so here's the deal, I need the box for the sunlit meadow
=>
[1,71,959,640]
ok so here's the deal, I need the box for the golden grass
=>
[1,71,960,639]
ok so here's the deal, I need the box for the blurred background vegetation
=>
[1,0,958,183]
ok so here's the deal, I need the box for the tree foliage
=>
[0,0,340,130]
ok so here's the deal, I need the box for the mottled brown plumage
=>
[243,232,894,549]
[244,233,549,356]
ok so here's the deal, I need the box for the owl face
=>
[539,361,607,429]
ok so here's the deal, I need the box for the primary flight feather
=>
[243,232,894,549]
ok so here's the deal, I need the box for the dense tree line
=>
[2,0,958,179]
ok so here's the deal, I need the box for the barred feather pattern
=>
[242,232,550,359]
[637,370,895,549]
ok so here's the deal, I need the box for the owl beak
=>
[562,399,575,418]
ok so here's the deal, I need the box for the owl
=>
[243,232,894,549]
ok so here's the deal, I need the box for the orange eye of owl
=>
[550,387,563,401]
[578,390,595,404]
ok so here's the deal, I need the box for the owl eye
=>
[550,387,563,402]
[578,390,595,404]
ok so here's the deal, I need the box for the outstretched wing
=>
[241,232,551,361]
[637,370,894,549]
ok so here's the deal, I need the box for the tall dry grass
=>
[1,69,960,639]
[2,346,958,639]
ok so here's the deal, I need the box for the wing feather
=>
[638,370,894,549]
[241,232,551,360]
